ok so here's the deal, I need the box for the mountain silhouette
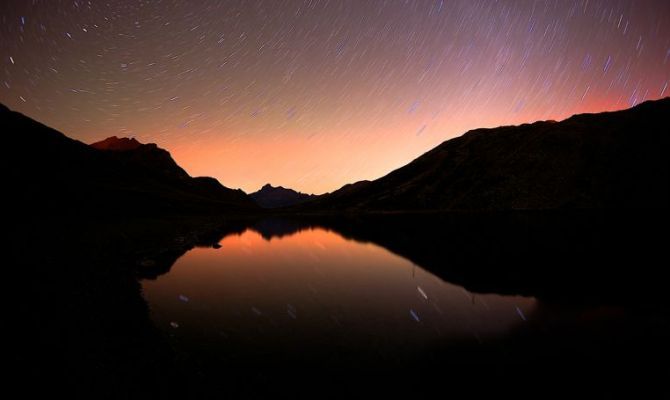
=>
[3,104,258,216]
[250,183,318,208]
[301,98,669,211]
[90,136,144,151]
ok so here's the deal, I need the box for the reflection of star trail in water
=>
[1,1,668,193]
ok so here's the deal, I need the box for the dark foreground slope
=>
[2,104,258,216]
[8,215,250,398]
[250,183,318,208]
[302,98,669,211]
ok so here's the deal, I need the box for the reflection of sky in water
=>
[142,227,535,356]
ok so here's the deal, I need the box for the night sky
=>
[1,1,668,194]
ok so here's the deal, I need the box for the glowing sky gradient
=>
[1,1,669,194]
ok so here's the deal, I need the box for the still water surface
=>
[142,226,534,364]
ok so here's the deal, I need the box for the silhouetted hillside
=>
[302,98,669,211]
[90,136,144,151]
[90,136,192,182]
[3,104,258,216]
[250,183,317,208]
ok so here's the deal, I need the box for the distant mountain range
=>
[3,104,258,216]
[300,98,669,211]
[4,98,668,216]
[250,184,318,208]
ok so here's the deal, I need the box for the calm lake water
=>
[142,226,535,366]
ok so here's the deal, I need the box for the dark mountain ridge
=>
[3,104,258,216]
[299,97,669,211]
[250,183,318,208]
[90,135,191,182]
[90,136,144,151]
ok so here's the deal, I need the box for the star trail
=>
[1,0,668,194]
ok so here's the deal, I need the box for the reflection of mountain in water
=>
[9,211,669,397]
[150,213,669,396]
[250,218,320,240]
[233,212,667,305]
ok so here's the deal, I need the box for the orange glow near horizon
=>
[164,95,659,194]
[2,1,668,194]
